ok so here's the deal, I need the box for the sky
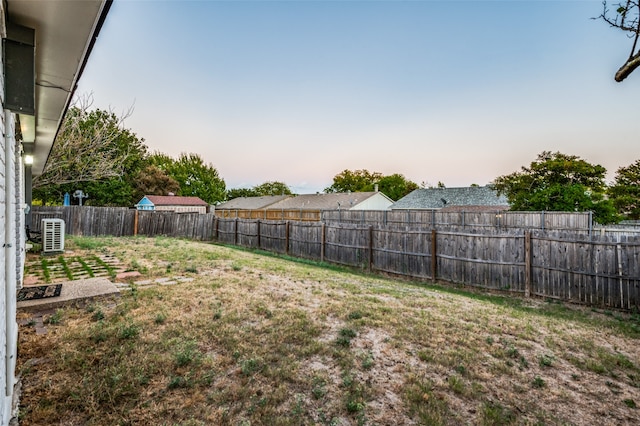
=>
[76,0,640,194]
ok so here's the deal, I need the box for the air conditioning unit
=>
[42,218,65,254]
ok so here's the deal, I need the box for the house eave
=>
[5,0,112,175]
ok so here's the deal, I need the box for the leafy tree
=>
[493,151,619,224]
[33,101,148,206]
[597,1,640,81]
[226,181,293,200]
[608,159,640,219]
[226,188,258,200]
[324,169,382,193]
[34,102,145,188]
[151,152,226,204]
[252,181,293,196]
[325,169,418,201]
[376,174,418,201]
[132,165,181,200]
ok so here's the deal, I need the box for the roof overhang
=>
[5,0,112,175]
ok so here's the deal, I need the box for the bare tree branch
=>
[615,49,640,81]
[33,94,138,188]
[597,1,640,81]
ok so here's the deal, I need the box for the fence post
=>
[73,206,82,236]
[368,225,373,272]
[214,217,219,241]
[256,220,261,249]
[234,218,238,246]
[617,243,624,309]
[431,229,437,281]
[285,221,290,255]
[134,209,139,236]
[525,231,531,298]
[321,223,326,262]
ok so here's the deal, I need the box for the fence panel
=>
[372,227,432,279]
[528,236,640,309]
[216,218,237,245]
[259,221,287,253]
[192,213,215,241]
[288,222,322,260]
[237,219,259,248]
[436,231,525,292]
[620,241,640,309]
[324,224,368,269]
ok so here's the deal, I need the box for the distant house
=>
[214,195,291,211]
[392,186,509,211]
[267,192,394,211]
[136,195,209,214]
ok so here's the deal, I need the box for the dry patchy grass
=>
[17,236,640,425]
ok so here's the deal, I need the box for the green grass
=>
[16,236,640,426]
[40,258,51,283]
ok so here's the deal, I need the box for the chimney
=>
[374,184,378,192]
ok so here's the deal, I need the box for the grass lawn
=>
[17,236,640,425]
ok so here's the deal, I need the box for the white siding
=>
[0,64,7,426]
[1,5,18,423]
[350,193,393,211]
[1,111,17,426]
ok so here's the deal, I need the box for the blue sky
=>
[77,0,640,194]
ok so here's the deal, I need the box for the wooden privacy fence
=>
[32,206,137,237]
[32,207,216,240]
[322,210,594,231]
[214,208,321,222]
[31,207,640,310]
[214,218,639,310]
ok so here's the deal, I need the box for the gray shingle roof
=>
[266,192,386,210]
[215,195,291,210]
[392,187,509,210]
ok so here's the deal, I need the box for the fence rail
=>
[31,206,640,310]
